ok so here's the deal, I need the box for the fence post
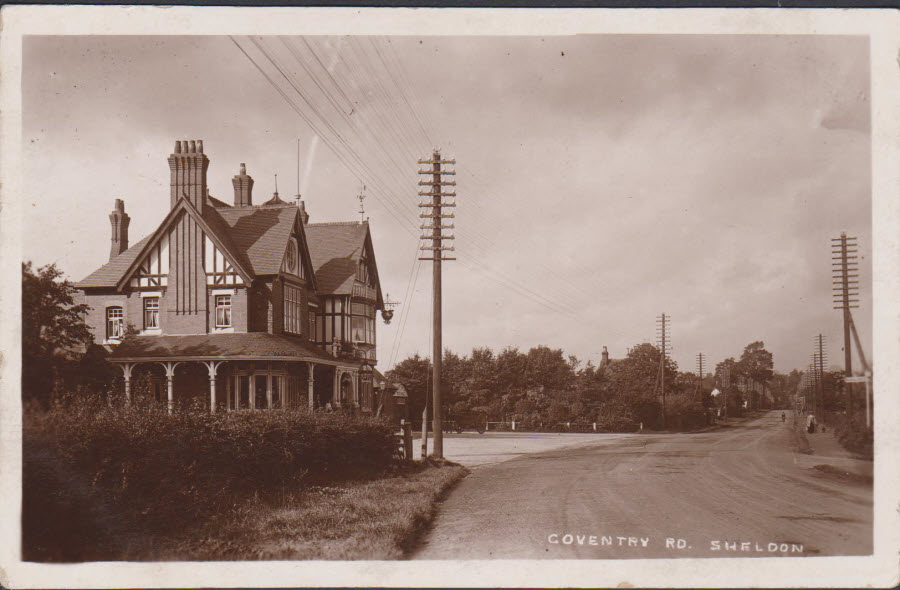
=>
[512,420,516,431]
[593,422,597,431]
[404,421,413,461]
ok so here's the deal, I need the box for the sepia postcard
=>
[0,5,898,589]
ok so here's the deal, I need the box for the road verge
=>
[158,459,469,561]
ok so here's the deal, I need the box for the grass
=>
[154,459,468,561]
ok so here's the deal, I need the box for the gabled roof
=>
[305,221,378,298]
[76,234,154,289]
[115,197,254,290]
[78,197,257,291]
[214,203,305,277]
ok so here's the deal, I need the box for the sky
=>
[21,34,872,374]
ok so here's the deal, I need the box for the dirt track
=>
[414,411,872,559]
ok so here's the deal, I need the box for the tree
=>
[604,343,678,428]
[737,341,774,410]
[385,354,430,426]
[524,345,575,393]
[22,261,93,405]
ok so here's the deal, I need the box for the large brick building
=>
[76,139,385,413]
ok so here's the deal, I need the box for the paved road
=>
[415,411,872,559]
[412,431,637,467]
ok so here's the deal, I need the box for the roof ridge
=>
[306,221,368,227]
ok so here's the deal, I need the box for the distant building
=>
[76,140,384,413]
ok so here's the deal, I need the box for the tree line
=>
[387,340,784,432]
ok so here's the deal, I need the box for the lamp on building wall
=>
[382,293,400,324]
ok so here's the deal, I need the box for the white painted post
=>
[511,420,516,431]
[159,361,180,415]
[865,370,872,429]
[333,369,342,408]
[166,373,174,414]
[205,361,221,414]
[593,422,597,431]
[121,363,134,406]
[307,362,315,409]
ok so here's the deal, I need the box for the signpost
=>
[845,372,872,429]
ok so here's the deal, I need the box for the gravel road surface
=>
[415,411,872,559]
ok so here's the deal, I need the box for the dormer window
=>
[285,237,304,279]
[106,306,124,340]
[285,239,297,272]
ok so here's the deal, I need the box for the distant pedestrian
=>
[806,413,816,434]
[781,412,786,423]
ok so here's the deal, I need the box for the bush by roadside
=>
[23,393,397,561]
[829,412,873,459]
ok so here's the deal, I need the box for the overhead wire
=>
[236,35,590,344]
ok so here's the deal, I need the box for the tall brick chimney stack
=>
[108,198,130,260]
[232,163,254,207]
[168,139,209,212]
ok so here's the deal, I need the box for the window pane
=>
[351,316,365,341]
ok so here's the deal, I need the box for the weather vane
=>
[358,184,367,223]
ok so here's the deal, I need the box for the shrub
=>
[24,393,396,535]
[830,412,873,458]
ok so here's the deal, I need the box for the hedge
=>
[24,393,396,534]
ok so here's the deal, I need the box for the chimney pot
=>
[232,162,254,207]
[197,139,203,153]
[169,139,209,211]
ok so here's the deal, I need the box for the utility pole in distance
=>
[418,149,456,459]
[815,334,827,425]
[655,313,671,429]
[696,353,705,400]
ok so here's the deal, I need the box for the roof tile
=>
[304,222,368,295]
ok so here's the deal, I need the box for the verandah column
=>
[306,362,315,409]
[159,361,181,415]
[333,368,342,408]
[204,361,224,413]
[120,363,135,406]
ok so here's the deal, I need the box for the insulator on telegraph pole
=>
[417,149,456,459]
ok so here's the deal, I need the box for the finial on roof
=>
[358,185,366,224]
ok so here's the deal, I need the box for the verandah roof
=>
[108,332,343,364]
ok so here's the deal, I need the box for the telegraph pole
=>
[815,334,827,424]
[696,353,705,400]
[656,313,671,429]
[418,150,456,458]
[832,233,859,422]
